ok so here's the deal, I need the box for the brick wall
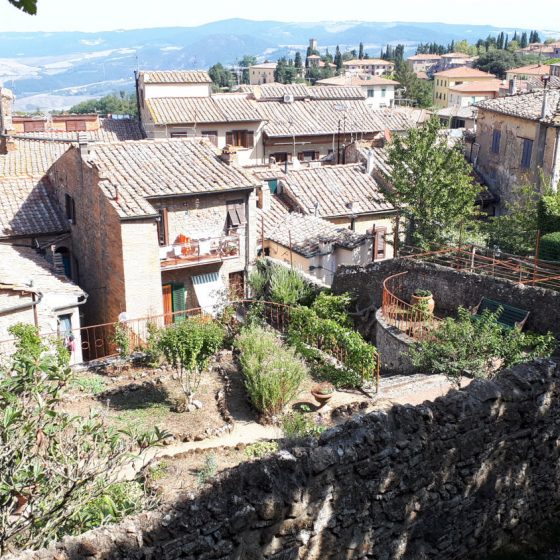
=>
[9,359,560,560]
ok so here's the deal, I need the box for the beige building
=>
[248,62,277,85]
[447,80,501,108]
[136,70,212,106]
[343,58,395,76]
[433,67,497,108]
[406,54,441,74]
[506,64,552,81]
[438,52,476,70]
[475,90,560,211]
[47,138,259,326]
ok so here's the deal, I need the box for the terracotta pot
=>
[311,383,335,405]
[411,294,435,314]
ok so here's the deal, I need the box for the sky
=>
[0,0,557,33]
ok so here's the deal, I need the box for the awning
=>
[192,272,225,316]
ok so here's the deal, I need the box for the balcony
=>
[159,234,241,270]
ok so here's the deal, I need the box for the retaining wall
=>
[9,359,560,560]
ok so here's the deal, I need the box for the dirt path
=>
[122,373,469,480]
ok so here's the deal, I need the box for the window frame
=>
[491,130,501,154]
[65,193,76,225]
[157,207,169,246]
[521,138,533,169]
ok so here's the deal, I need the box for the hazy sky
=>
[0,0,556,32]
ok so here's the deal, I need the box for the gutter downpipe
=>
[52,293,89,313]
[0,291,43,327]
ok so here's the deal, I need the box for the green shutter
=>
[267,179,278,193]
[172,283,186,322]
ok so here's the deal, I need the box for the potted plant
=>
[311,382,335,406]
[411,289,435,314]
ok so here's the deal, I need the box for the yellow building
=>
[433,67,497,108]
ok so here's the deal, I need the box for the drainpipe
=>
[0,291,43,327]
[53,293,89,313]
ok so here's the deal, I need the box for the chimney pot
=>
[0,136,16,155]
[220,145,238,166]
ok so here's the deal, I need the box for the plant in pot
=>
[411,289,435,315]
[311,382,335,406]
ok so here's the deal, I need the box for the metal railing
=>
[381,272,442,341]
[160,235,240,269]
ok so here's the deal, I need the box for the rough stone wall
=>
[331,258,560,339]
[9,359,560,560]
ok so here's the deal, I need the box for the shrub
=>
[157,317,224,403]
[248,266,268,299]
[538,193,560,235]
[196,452,218,486]
[311,292,353,327]
[112,322,131,359]
[0,327,165,553]
[287,306,377,388]
[144,320,164,366]
[234,326,307,416]
[408,307,556,387]
[540,232,560,262]
[269,266,309,305]
[282,409,325,439]
[244,441,279,458]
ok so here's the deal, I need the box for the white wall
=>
[363,85,395,108]
[142,83,211,99]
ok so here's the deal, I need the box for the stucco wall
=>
[10,359,560,560]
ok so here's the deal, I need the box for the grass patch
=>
[113,402,170,431]
[72,376,106,395]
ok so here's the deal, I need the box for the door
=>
[229,271,245,300]
[162,284,173,325]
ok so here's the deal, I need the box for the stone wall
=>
[9,359,560,560]
[331,258,560,340]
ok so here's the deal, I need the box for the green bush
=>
[408,307,556,387]
[287,306,377,388]
[282,409,325,439]
[269,266,309,305]
[112,322,131,359]
[538,194,560,235]
[244,441,279,458]
[540,232,560,262]
[234,325,307,416]
[311,292,353,327]
[248,265,269,299]
[196,452,218,486]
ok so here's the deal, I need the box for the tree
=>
[385,117,480,248]
[334,46,343,73]
[69,92,137,116]
[208,63,233,90]
[520,32,528,48]
[7,0,36,14]
[394,61,433,108]
[294,51,303,69]
[473,49,516,78]
[0,325,165,553]
[157,317,224,403]
[358,42,364,60]
[239,55,257,84]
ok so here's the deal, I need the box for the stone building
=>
[406,53,441,74]
[475,89,560,210]
[248,62,277,85]
[342,58,395,76]
[47,138,259,325]
[433,67,497,108]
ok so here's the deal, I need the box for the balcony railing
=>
[159,234,240,269]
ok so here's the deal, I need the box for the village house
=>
[437,52,476,71]
[515,42,560,59]
[342,58,395,76]
[447,80,502,107]
[248,62,277,85]
[506,64,553,81]
[406,53,442,75]
[46,138,259,326]
[137,73,414,166]
[315,74,400,109]
[474,89,560,211]
[433,67,497,108]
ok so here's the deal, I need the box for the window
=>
[297,150,320,162]
[201,130,218,146]
[381,88,386,97]
[66,120,87,132]
[226,130,254,149]
[367,89,375,98]
[65,194,76,224]
[521,138,533,168]
[226,200,246,229]
[229,271,245,299]
[374,227,387,260]
[491,130,501,154]
[157,207,169,246]
[23,120,45,132]
[271,152,291,163]
[58,314,73,339]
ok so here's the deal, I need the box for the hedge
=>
[538,195,560,235]
[540,232,560,262]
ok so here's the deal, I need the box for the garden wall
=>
[9,359,560,560]
[331,258,560,339]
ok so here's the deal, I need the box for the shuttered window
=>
[23,120,45,132]
[226,200,246,228]
[226,130,254,148]
[491,130,501,154]
[521,138,533,168]
[66,120,87,132]
[171,283,186,322]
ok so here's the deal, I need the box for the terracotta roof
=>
[0,177,67,239]
[138,70,212,84]
[316,75,400,87]
[435,67,496,79]
[86,138,259,218]
[448,80,502,93]
[415,71,429,80]
[257,99,413,137]
[343,59,394,66]
[146,95,262,125]
[250,62,277,69]
[0,139,67,177]
[407,54,442,61]
[441,52,472,58]
[476,89,560,124]
[0,244,84,299]
[507,64,552,76]
[279,164,395,218]
[240,83,364,101]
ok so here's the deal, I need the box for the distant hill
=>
[0,19,556,111]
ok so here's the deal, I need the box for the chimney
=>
[257,184,271,212]
[220,145,238,166]
[0,136,16,155]
[508,77,517,95]
[0,87,14,134]
[78,132,89,158]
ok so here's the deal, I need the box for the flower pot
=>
[311,383,335,406]
[411,294,435,314]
